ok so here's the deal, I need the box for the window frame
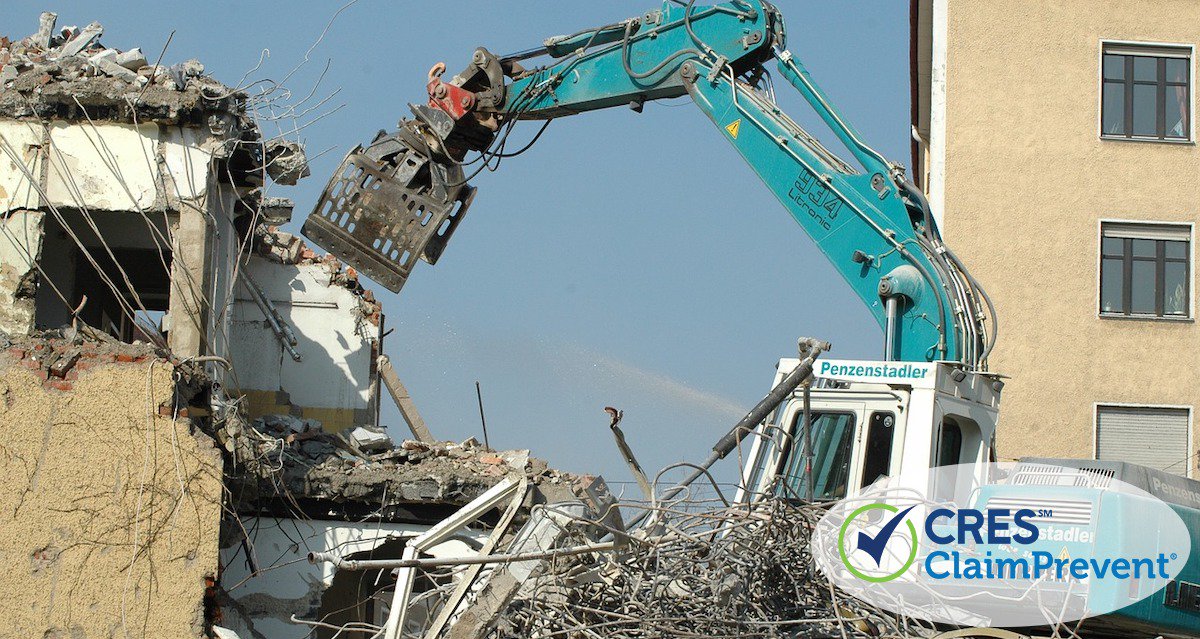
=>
[774,409,857,502]
[860,411,896,489]
[933,417,965,468]
[1097,219,1194,321]
[1093,402,1194,478]
[1098,40,1195,144]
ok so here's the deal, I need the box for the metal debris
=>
[306,469,935,639]
[482,497,926,639]
[303,119,477,293]
[294,338,947,639]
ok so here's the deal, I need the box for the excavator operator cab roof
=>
[736,358,1002,505]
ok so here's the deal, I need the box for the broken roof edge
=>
[1,13,250,128]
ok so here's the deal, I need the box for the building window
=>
[1100,222,1191,318]
[1096,405,1191,476]
[1101,43,1191,141]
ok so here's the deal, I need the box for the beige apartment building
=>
[912,1,1199,475]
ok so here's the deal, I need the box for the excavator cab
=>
[735,358,1002,504]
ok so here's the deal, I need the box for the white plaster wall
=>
[0,121,43,213]
[0,210,42,274]
[0,210,44,334]
[0,119,213,214]
[206,186,241,374]
[230,256,376,413]
[45,121,160,211]
[162,126,215,200]
[221,517,484,639]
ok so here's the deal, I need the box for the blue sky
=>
[11,1,909,489]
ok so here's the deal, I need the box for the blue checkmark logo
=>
[838,503,919,583]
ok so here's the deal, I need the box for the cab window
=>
[935,418,964,467]
[931,417,966,501]
[776,411,855,501]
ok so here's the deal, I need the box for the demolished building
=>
[0,12,921,639]
[0,14,619,639]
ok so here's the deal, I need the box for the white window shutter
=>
[1097,406,1191,476]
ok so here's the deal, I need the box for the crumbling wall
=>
[219,517,486,639]
[0,16,278,365]
[230,252,381,431]
[0,116,239,356]
[0,349,223,638]
[0,209,43,334]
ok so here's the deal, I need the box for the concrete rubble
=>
[262,137,311,186]
[226,417,581,517]
[0,12,612,639]
[0,11,926,639]
[1,13,241,124]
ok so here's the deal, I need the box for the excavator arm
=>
[303,0,995,368]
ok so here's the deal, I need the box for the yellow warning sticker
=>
[725,118,741,138]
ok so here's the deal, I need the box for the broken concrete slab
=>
[86,47,116,65]
[259,196,295,225]
[90,56,145,85]
[113,47,145,70]
[349,425,392,452]
[378,354,436,443]
[34,12,57,49]
[226,408,582,524]
[57,21,102,58]
[263,137,311,185]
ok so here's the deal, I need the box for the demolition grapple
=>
[303,51,514,292]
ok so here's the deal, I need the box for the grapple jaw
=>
[303,50,510,292]
[302,106,477,293]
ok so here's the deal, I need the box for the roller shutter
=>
[1097,406,1191,475]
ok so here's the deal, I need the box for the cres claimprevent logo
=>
[813,463,1193,626]
[837,503,918,583]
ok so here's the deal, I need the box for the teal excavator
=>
[302,2,1200,636]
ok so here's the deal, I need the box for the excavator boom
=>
[303,0,995,368]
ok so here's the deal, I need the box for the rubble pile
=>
[486,497,923,639]
[227,412,576,518]
[0,12,244,123]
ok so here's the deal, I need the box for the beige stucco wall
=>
[941,1,1200,469]
[0,357,223,637]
